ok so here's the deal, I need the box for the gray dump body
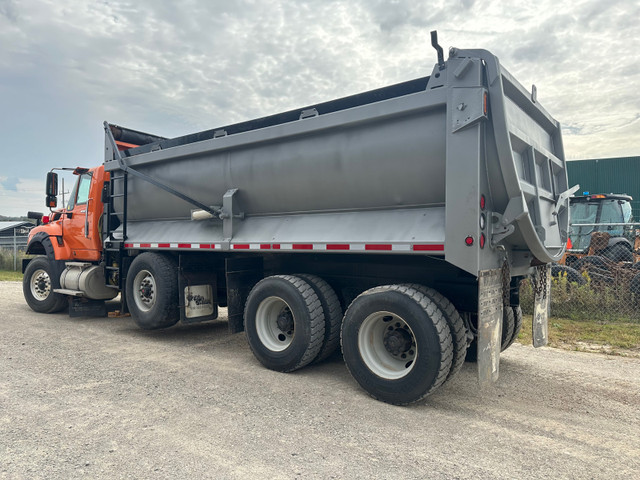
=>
[105,47,571,277]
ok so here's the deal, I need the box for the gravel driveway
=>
[1,281,639,479]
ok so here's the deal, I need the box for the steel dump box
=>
[105,46,571,277]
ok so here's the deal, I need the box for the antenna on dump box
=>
[431,30,445,70]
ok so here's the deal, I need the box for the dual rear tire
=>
[244,275,326,372]
[341,285,456,405]
[245,278,467,405]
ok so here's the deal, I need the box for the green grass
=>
[517,314,640,355]
[0,270,23,281]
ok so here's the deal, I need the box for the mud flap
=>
[477,269,503,387]
[532,264,551,347]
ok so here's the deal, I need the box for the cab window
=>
[67,174,91,210]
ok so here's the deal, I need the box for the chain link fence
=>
[521,224,640,322]
[0,235,30,271]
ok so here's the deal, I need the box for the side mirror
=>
[46,172,58,196]
[45,172,58,209]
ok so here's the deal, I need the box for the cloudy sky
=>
[1,0,639,216]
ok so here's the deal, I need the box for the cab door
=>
[62,170,104,261]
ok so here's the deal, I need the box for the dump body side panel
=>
[104,48,570,278]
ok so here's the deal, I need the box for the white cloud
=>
[0,0,639,215]
[0,177,46,217]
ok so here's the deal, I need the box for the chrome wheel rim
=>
[30,269,51,301]
[133,269,156,312]
[255,296,295,352]
[358,311,417,380]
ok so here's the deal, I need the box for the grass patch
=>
[0,270,23,281]
[517,314,640,355]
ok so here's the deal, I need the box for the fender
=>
[22,232,67,290]
[25,224,73,261]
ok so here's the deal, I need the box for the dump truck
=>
[22,33,573,404]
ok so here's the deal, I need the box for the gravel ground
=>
[1,280,639,479]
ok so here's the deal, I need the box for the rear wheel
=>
[126,252,179,330]
[296,274,343,363]
[500,306,515,351]
[404,284,467,382]
[244,275,325,372]
[465,304,522,361]
[341,285,453,405]
[23,256,67,313]
[507,306,523,349]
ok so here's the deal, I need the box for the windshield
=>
[570,202,598,225]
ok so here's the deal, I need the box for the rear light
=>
[480,194,486,210]
[480,233,486,249]
[42,216,50,224]
[465,236,474,246]
[483,92,488,115]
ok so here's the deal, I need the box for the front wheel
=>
[23,256,67,313]
[341,285,453,405]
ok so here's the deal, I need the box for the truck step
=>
[53,288,85,297]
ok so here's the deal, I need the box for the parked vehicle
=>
[566,193,636,265]
[552,193,640,296]
[22,33,570,404]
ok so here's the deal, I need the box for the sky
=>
[1,0,639,217]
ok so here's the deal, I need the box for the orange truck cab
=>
[27,166,108,262]
[23,166,112,314]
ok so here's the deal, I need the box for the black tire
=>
[404,284,467,382]
[507,306,523,349]
[296,274,343,363]
[22,256,67,313]
[341,285,453,405]
[125,253,179,330]
[500,306,515,352]
[244,275,325,372]
[551,264,587,285]
[603,243,633,263]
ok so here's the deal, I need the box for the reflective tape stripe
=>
[123,242,445,252]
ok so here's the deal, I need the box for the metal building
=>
[0,221,34,248]
[567,156,640,218]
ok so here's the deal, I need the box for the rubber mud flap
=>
[533,264,551,347]
[477,269,503,387]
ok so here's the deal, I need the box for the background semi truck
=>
[22,34,572,404]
